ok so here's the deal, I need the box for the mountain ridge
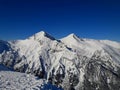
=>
[0,31,120,90]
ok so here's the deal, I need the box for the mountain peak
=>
[35,31,47,36]
[29,31,55,40]
[61,33,84,46]
[64,33,81,41]
[67,33,77,38]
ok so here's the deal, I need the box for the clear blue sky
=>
[0,0,120,41]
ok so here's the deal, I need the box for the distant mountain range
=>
[0,31,120,90]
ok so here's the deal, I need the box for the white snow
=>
[61,34,120,63]
[0,64,44,90]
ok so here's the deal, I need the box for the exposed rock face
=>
[0,31,120,90]
[83,52,120,90]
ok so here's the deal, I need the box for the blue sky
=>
[0,0,120,41]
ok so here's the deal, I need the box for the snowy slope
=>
[0,64,43,90]
[61,34,120,64]
[0,64,63,90]
[0,31,120,90]
[61,33,120,58]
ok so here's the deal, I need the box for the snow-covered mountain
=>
[0,31,120,90]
